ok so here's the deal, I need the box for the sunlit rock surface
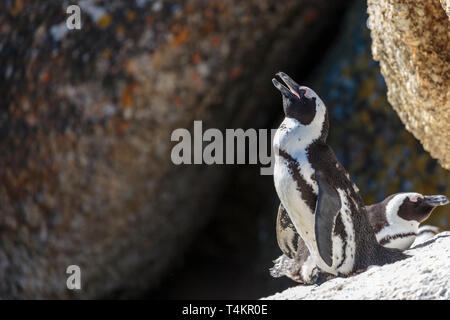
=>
[264,232,450,300]
[367,0,450,170]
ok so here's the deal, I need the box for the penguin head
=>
[272,72,329,143]
[393,193,449,223]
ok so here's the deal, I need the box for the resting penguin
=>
[271,193,449,283]
[271,72,406,278]
[367,193,448,249]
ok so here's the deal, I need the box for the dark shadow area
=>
[147,1,353,299]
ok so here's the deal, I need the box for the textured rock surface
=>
[0,0,348,298]
[151,0,450,299]
[264,232,450,300]
[367,0,450,170]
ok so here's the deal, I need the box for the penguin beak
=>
[272,78,298,101]
[276,72,301,95]
[272,72,300,100]
[422,195,449,207]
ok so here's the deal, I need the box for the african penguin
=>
[367,193,448,249]
[271,193,448,283]
[272,72,406,277]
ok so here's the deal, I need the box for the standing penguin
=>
[271,192,448,283]
[272,72,406,277]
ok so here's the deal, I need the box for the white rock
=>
[263,232,450,300]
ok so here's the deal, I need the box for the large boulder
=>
[367,0,450,170]
[0,0,348,298]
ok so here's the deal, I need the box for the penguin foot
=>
[270,254,320,285]
[269,255,297,278]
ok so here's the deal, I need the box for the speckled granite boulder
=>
[264,232,450,300]
[367,0,450,170]
[0,0,347,298]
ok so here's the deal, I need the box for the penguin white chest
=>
[273,154,317,247]
[274,155,357,275]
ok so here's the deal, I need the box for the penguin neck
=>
[274,107,327,157]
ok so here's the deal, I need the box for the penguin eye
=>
[408,195,422,207]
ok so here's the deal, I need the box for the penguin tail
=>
[374,245,409,265]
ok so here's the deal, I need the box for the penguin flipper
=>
[314,170,341,267]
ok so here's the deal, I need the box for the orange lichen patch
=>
[202,22,215,34]
[204,7,215,19]
[205,1,227,19]
[191,53,202,64]
[116,25,125,37]
[124,58,135,74]
[117,121,128,133]
[171,27,190,46]
[102,48,112,59]
[210,36,221,46]
[173,96,182,106]
[185,4,195,14]
[10,0,23,16]
[120,83,138,108]
[192,71,201,83]
[126,10,136,21]
[216,1,227,11]
[97,13,113,29]
[230,66,243,79]
[39,72,51,83]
